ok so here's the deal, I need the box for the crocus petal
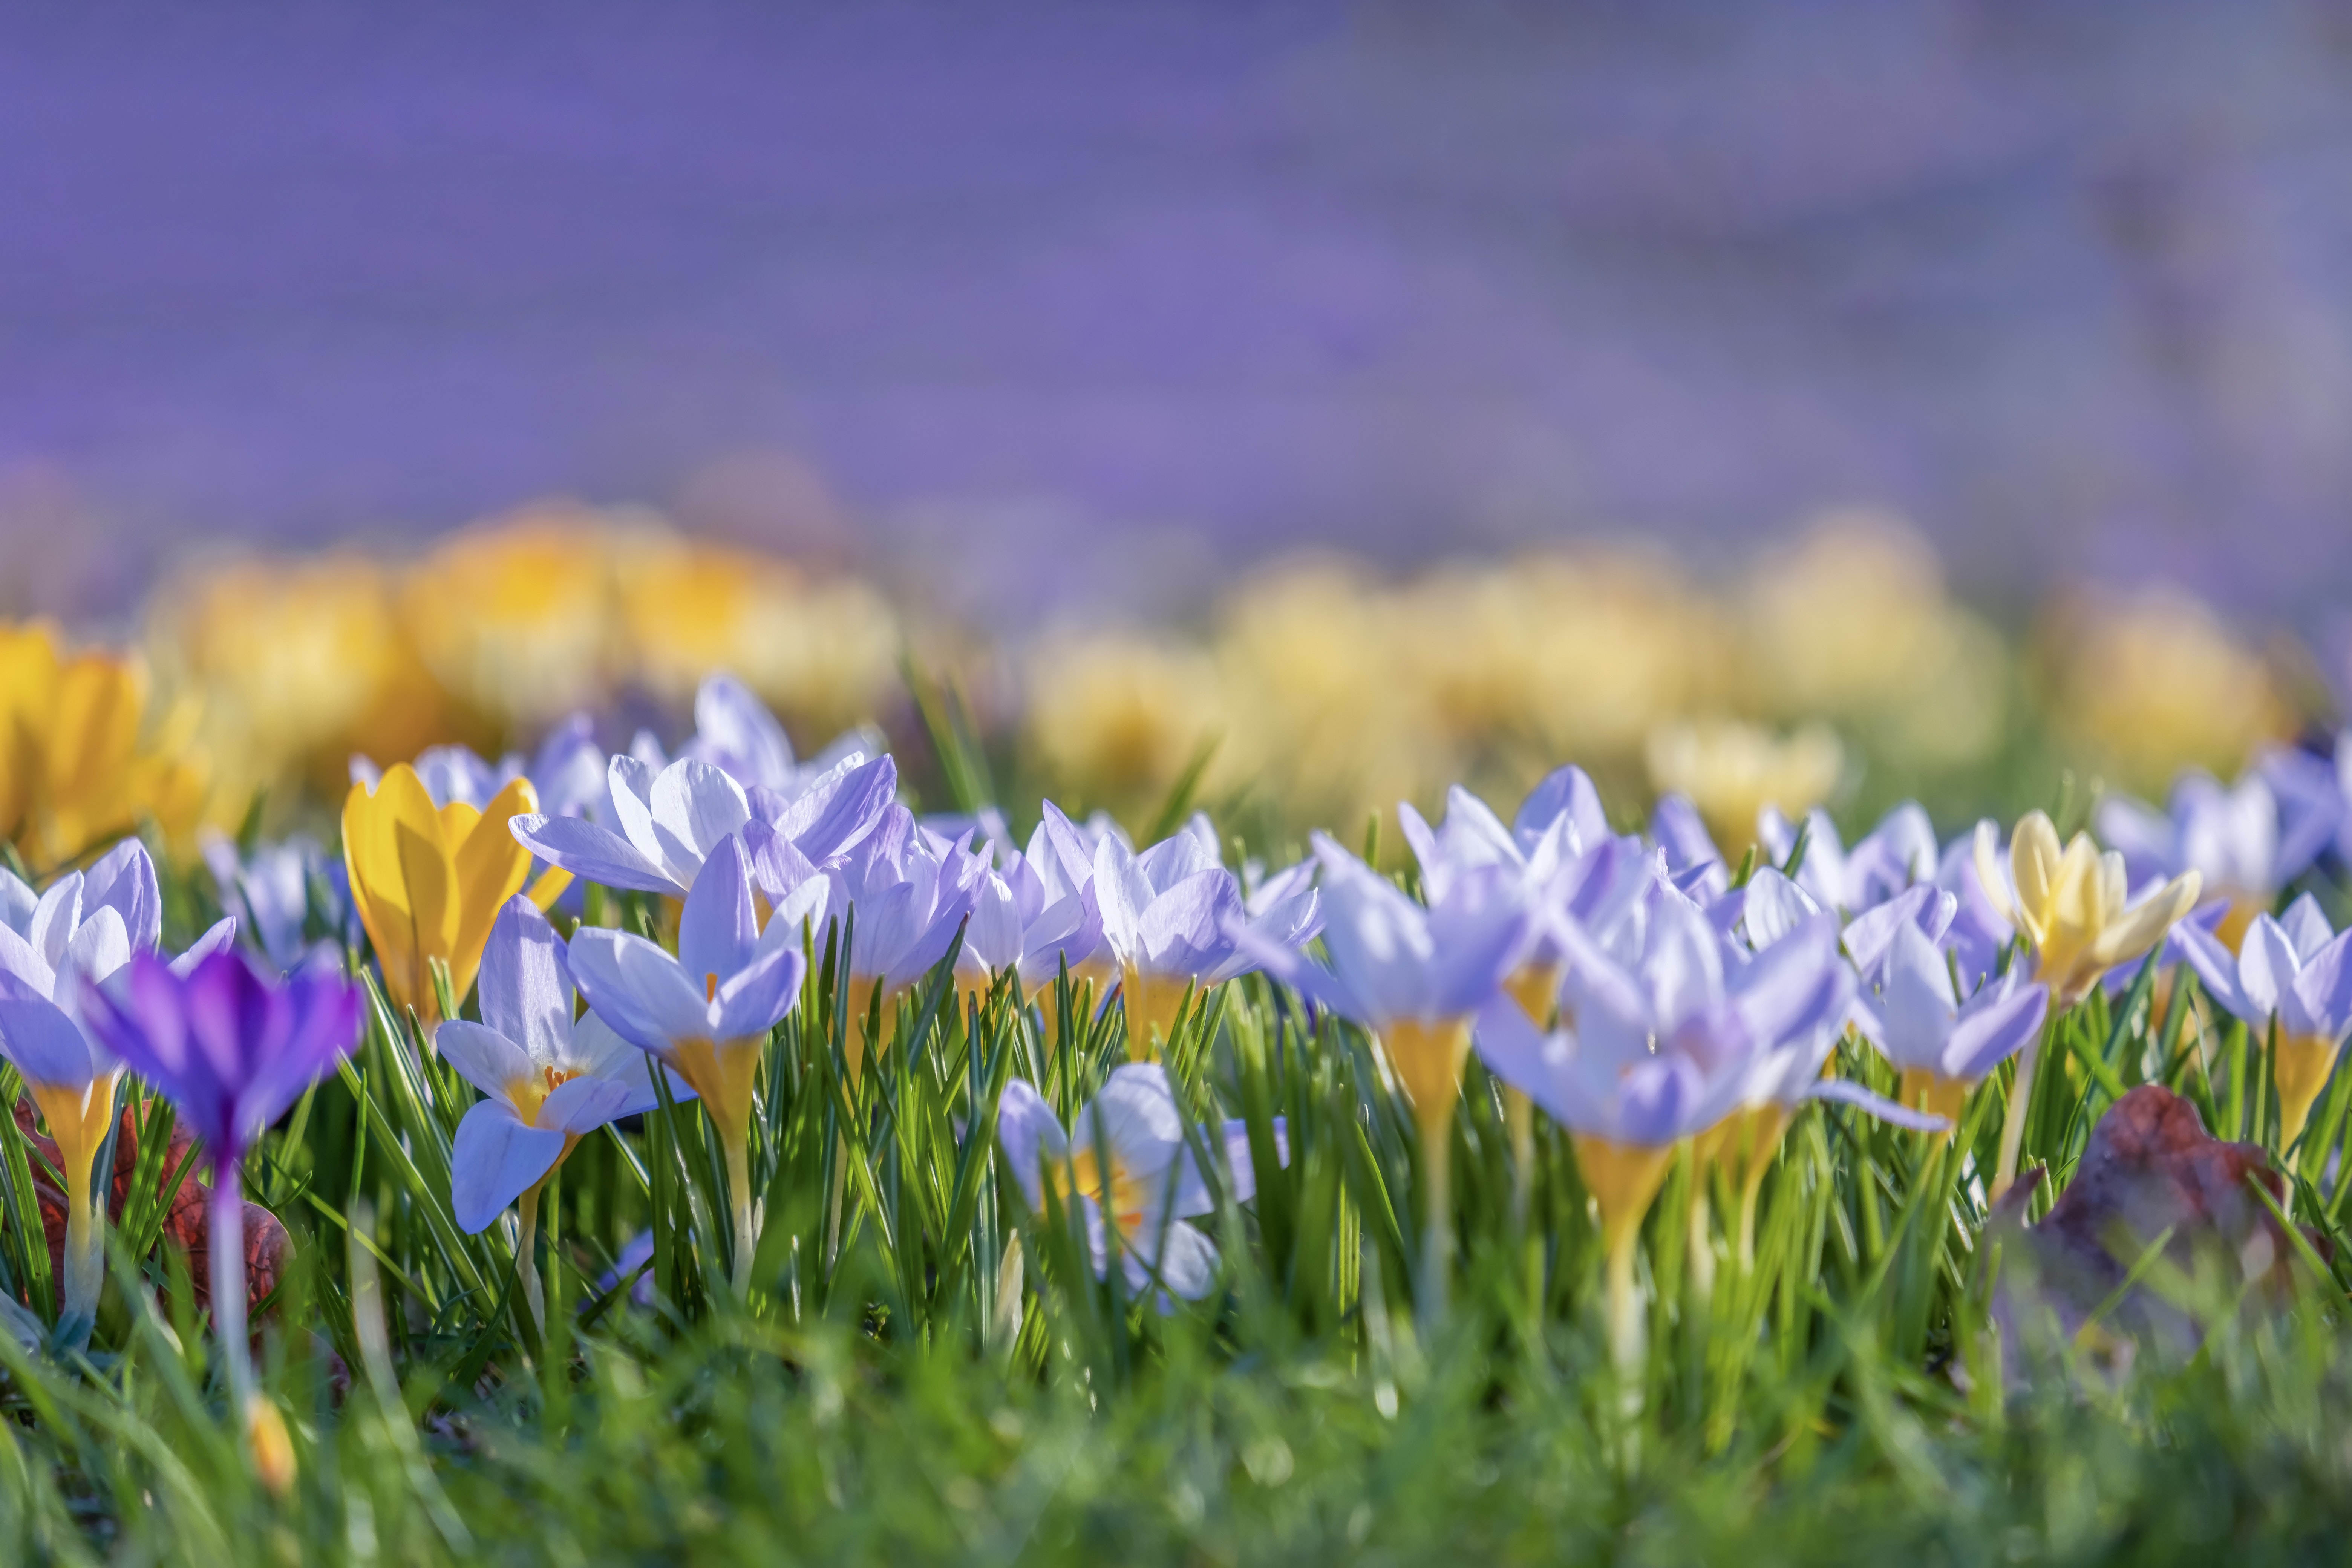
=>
[509,813,675,895]
[1084,1063,1186,1182]
[691,672,797,791]
[1124,1218,1219,1302]
[712,942,808,1040]
[538,1073,639,1135]
[650,760,750,883]
[994,1078,1068,1211]
[450,1099,566,1234]
[2087,873,2202,972]
[783,754,899,862]
[82,839,162,956]
[566,930,715,1052]
[1804,1077,1949,1133]
[1943,982,2048,1083]
[2007,812,2063,939]
[678,836,760,985]
[2172,919,2261,1024]
[2237,916,2297,1018]
[0,977,102,1088]
[57,906,131,993]
[2280,894,2336,965]
[170,917,239,978]
[2289,929,2352,1044]
[476,897,573,1066]
[434,1020,537,1106]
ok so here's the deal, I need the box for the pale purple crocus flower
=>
[202,832,351,971]
[1232,833,1523,1320]
[1094,815,1320,1057]
[567,836,806,1289]
[81,949,362,1450]
[437,897,673,1322]
[2260,737,2347,872]
[1848,920,2049,1131]
[630,672,882,807]
[822,804,989,1009]
[0,842,233,1325]
[513,746,894,904]
[1758,801,1940,915]
[956,847,1104,1001]
[1720,866,1955,987]
[2096,767,2333,950]
[1651,792,1727,901]
[996,1064,1283,1305]
[2175,894,2352,1150]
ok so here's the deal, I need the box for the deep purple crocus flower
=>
[81,949,363,1441]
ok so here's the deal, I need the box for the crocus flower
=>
[0,842,231,1324]
[956,845,1104,1007]
[677,672,881,804]
[515,750,894,907]
[996,1064,1281,1303]
[1651,792,1727,900]
[1233,833,1524,1320]
[343,763,546,1027]
[81,949,363,1480]
[0,632,207,871]
[1974,810,2200,1194]
[821,805,988,1061]
[204,832,348,971]
[1400,767,1650,1020]
[2096,768,2331,951]
[1481,898,1936,1359]
[1850,920,2050,1131]
[438,897,671,1322]
[1757,801,1940,915]
[2176,896,2352,1152]
[567,836,806,1289]
[1095,816,1320,1058]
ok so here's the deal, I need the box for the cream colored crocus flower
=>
[1975,811,2200,1194]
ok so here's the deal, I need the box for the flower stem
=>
[210,1165,254,1412]
[1736,1166,1767,1276]
[725,1136,756,1293]
[61,1156,104,1328]
[1416,1103,1453,1333]
[515,1184,546,1330]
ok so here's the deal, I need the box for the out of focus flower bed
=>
[8,502,2328,858]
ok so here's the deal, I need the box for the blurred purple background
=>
[6,1,2352,631]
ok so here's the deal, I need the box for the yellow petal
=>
[1972,820,2019,931]
[0,625,60,843]
[447,776,540,1001]
[2009,811,2062,939]
[344,766,454,1020]
[2089,871,2201,971]
[527,866,575,911]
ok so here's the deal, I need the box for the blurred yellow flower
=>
[616,530,898,744]
[1646,718,1842,854]
[1025,630,1222,830]
[343,764,542,1027]
[404,505,625,727]
[1741,511,2006,766]
[0,622,207,871]
[1211,562,1432,840]
[2037,588,2292,798]
[147,555,464,810]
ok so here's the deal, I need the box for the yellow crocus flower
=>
[0,624,208,871]
[343,764,541,1027]
[1976,810,2200,1194]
